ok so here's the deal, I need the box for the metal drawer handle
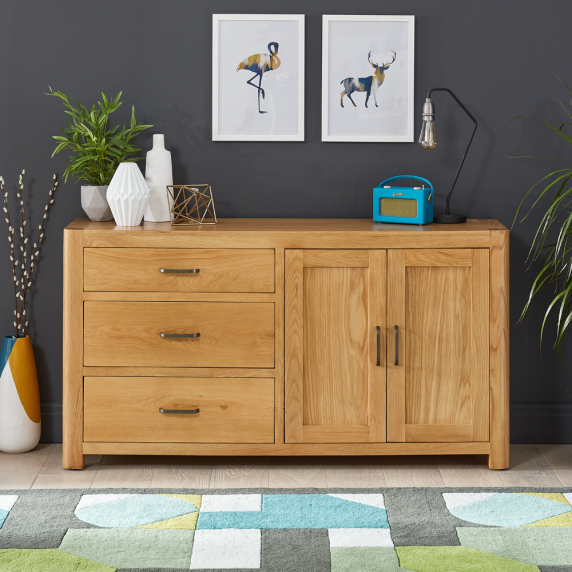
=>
[160,268,200,274]
[376,326,381,366]
[159,407,200,414]
[160,332,200,339]
[394,325,399,366]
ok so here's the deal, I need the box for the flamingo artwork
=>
[236,42,280,114]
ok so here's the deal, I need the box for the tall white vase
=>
[144,134,173,222]
[107,163,150,226]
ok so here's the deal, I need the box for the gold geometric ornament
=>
[166,184,217,226]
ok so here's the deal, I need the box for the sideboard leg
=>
[489,229,510,470]
[63,228,85,470]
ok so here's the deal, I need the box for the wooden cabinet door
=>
[285,250,386,444]
[387,249,489,443]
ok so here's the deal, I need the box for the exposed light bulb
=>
[419,98,437,151]
[419,121,437,151]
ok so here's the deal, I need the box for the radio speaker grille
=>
[380,198,417,218]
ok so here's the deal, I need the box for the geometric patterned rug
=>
[1,488,572,571]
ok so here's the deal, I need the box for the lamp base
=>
[433,213,467,224]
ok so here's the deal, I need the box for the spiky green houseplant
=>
[514,79,572,356]
[47,88,152,185]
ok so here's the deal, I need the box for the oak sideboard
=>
[63,218,509,470]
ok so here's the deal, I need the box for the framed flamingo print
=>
[322,15,415,142]
[212,14,305,141]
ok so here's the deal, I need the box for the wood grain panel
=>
[83,441,490,456]
[84,301,274,368]
[388,249,490,444]
[303,266,369,426]
[284,250,304,443]
[70,217,502,234]
[387,249,406,442]
[72,218,495,250]
[368,250,387,442]
[489,230,510,469]
[68,218,501,232]
[404,424,474,442]
[301,425,370,443]
[274,248,286,445]
[83,292,277,302]
[63,229,85,469]
[285,249,386,444]
[471,249,490,441]
[84,248,275,293]
[84,377,275,443]
[405,265,472,425]
[302,250,370,267]
[83,232,490,250]
[83,367,277,378]
[405,249,472,267]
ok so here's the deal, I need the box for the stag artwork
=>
[236,42,281,114]
[340,50,397,108]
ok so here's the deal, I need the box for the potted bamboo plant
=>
[514,79,572,355]
[47,89,152,221]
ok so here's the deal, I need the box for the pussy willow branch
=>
[21,175,59,335]
[17,170,26,332]
[1,177,19,336]
[1,171,58,337]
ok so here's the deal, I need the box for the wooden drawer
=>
[83,301,275,367]
[84,248,275,293]
[84,377,275,443]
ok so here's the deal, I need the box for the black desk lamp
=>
[419,88,477,224]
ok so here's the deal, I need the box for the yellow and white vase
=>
[0,336,41,453]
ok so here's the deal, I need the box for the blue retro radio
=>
[373,175,434,225]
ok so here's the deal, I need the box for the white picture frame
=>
[322,15,415,143]
[212,14,305,142]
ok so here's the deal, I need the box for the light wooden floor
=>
[1,444,572,489]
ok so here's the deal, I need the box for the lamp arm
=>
[427,88,477,216]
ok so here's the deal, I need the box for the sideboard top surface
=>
[67,218,507,234]
[66,218,507,249]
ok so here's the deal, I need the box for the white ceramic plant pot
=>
[81,186,113,222]
[106,163,150,226]
[144,134,173,222]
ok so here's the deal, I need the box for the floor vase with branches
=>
[0,170,58,453]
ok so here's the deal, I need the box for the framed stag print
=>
[322,15,415,142]
[212,14,305,141]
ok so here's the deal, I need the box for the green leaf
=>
[47,88,150,184]
[513,79,572,360]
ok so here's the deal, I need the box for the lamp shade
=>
[107,162,150,226]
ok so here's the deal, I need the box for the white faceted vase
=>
[107,163,150,226]
[144,134,173,222]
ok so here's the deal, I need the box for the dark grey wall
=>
[1,0,571,443]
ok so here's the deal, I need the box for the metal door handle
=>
[376,326,381,366]
[160,268,200,274]
[160,332,200,339]
[159,407,200,414]
[394,325,399,366]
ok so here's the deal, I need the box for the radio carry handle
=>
[376,175,434,201]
